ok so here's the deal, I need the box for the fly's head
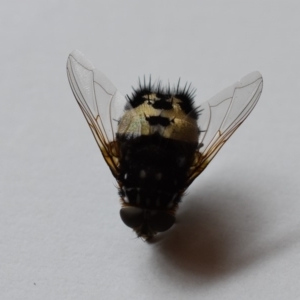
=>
[119,196,180,241]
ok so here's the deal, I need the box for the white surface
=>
[1,1,300,299]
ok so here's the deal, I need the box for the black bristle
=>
[126,76,199,119]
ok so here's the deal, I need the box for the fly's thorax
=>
[119,185,182,209]
[116,134,198,205]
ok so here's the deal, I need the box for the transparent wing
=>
[66,50,126,177]
[187,72,263,186]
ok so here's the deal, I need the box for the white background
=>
[1,1,300,299]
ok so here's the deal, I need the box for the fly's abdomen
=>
[117,98,199,144]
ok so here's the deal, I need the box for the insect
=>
[66,50,263,240]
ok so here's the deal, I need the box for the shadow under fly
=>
[151,184,264,278]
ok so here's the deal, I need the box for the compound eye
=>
[149,212,175,232]
[120,207,144,229]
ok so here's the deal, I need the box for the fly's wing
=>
[187,72,263,186]
[66,50,126,178]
